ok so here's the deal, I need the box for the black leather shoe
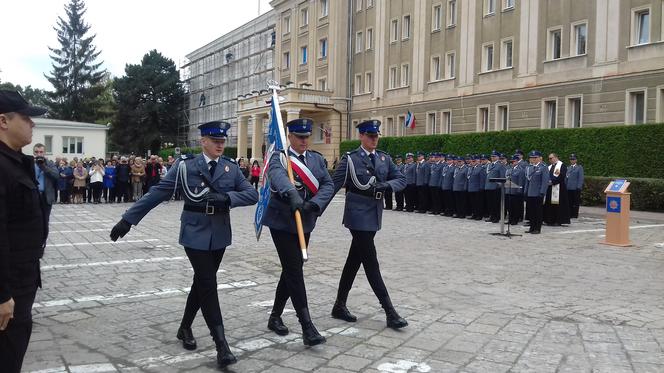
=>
[331,303,357,322]
[385,308,408,329]
[531,230,541,234]
[267,315,289,336]
[211,325,237,367]
[301,322,326,346]
[176,326,197,350]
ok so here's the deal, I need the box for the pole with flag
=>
[254,80,309,261]
[405,111,416,129]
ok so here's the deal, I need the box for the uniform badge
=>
[381,156,385,161]
[225,165,230,172]
[366,170,370,174]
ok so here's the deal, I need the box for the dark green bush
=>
[582,176,664,212]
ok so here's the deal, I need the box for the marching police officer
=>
[403,153,417,212]
[393,155,405,211]
[485,151,506,223]
[261,118,334,346]
[331,120,408,329]
[566,154,584,219]
[524,150,549,234]
[110,121,258,368]
[505,155,525,225]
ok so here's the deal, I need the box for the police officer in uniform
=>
[110,121,258,368]
[261,118,334,346]
[505,155,525,225]
[452,156,469,217]
[441,154,455,216]
[467,156,483,220]
[566,154,584,219]
[415,151,430,213]
[485,151,506,223]
[0,90,48,373]
[403,153,417,212]
[383,152,394,210]
[524,151,549,234]
[331,120,408,329]
[428,153,443,214]
[393,155,405,211]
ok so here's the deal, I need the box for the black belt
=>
[183,203,228,215]
[348,188,383,200]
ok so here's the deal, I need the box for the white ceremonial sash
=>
[288,155,320,195]
[548,161,562,205]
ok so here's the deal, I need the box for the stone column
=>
[251,113,266,162]
[286,109,301,128]
[236,115,249,159]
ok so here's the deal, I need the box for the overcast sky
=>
[2,0,273,90]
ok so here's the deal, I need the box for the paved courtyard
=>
[23,196,664,373]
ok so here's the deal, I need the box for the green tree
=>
[0,79,50,108]
[111,50,185,155]
[45,0,107,122]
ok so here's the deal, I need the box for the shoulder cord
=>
[171,160,210,203]
[345,153,376,191]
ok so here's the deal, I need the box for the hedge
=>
[582,176,664,212]
[340,123,664,179]
[159,146,245,160]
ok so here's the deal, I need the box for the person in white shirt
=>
[88,160,105,204]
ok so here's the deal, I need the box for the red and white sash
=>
[288,155,319,195]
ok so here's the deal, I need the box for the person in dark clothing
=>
[544,153,571,226]
[0,90,49,373]
[144,155,162,193]
[115,157,131,202]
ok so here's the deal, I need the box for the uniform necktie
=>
[209,160,217,176]
[298,154,306,165]
[369,153,376,168]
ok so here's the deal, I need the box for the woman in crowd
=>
[103,160,116,203]
[250,160,261,190]
[73,162,87,204]
[89,159,105,204]
[239,158,249,179]
[57,159,73,203]
[131,157,146,201]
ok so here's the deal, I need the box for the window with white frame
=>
[44,135,53,154]
[432,4,442,31]
[503,0,514,10]
[445,51,456,79]
[365,72,373,93]
[478,107,490,132]
[572,22,587,55]
[386,117,394,136]
[356,31,363,53]
[389,66,399,88]
[315,122,325,143]
[543,99,557,128]
[485,0,496,15]
[443,111,452,133]
[397,115,405,135]
[501,39,513,68]
[283,15,291,34]
[548,27,562,60]
[431,56,441,81]
[482,43,494,72]
[301,8,309,26]
[627,89,647,124]
[632,8,650,45]
[283,51,291,69]
[300,46,308,64]
[427,112,438,134]
[567,96,582,128]
[366,28,373,50]
[62,136,84,154]
[356,0,363,12]
[447,0,457,26]
[354,74,363,95]
[319,38,328,59]
[497,104,509,130]
[390,19,399,42]
[320,0,329,17]
[403,15,411,39]
[318,77,327,91]
[401,63,410,86]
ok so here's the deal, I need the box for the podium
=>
[602,179,631,247]
[489,177,521,238]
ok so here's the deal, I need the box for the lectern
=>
[602,179,631,247]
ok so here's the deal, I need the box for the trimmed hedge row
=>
[159,146,244,160]
[340,123,664,179]
[582,176,664,212]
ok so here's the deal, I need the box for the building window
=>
[354,74,363,95]
[445,51,456,79]
[432,4,442,31]
[301,8,309,26]
[356,31,363,53]
[633,8,650,45]
[366,28,374,50]
[567,96,583,128]
[485,0,496,15]
[431,56,441,81]
[482,43,494,72]
[501,39,513,68]
[320,0,329,17]
[44,135,53,154]
[427,112,438,134]
[389,66,399,89]
[543,99,558,128]
[315,122,325,143]
[367,0,374,8]
[478,107,490,132]
[319,38,328,59]
[301,46,308,64]
[402,15,411,40]
[365,72,373,93]
[657,86,664,123]
[443,111,452,133]
[447,0,457,27]
[283,52,291,69]
[497,104,509,130]
[627,89,647,124]
[390,19,399,42]
[356,0,363,12]
[572,22,587,55]
[397,115,405,135]
[283,15,291,34]
[548,27,562,60]
[503,0,514,10]
[401,63,410,86]
[62,136,83,154]
[385,117,394,136]
[318,77,327,91]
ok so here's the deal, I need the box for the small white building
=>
[22,118,108,159]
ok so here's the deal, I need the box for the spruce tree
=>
[45,0,106,122]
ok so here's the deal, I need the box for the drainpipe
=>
[346,0,354,140]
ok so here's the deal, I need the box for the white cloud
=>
[2,0,273,90]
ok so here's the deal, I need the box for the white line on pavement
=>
[51,228,113,234]
[50,220,113,224]
[32,280,258,309]
[559,224,664,234]
[41,256,186,271]
[46,239,159,248]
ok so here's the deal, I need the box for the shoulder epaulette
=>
[348,149,360,155]
[308,149,323,156]
[222,155,237,164]
[180,154,195,160]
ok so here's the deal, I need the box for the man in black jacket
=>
[0,90,48,373]
[115,156,131,202]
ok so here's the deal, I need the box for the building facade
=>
[22,118,108,159]
[200,0,664,164]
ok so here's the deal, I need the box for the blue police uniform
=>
[485,151,506,222]
[524,151,549,233]
[467,159,483,219]
[452,160,468,217]
[415,152,430,213]
[330,120,408,329]
[505,156,525,225]
[566,154,584,218]
[428,154,443,214]
[478,155,489,217]
[394,157,405,210]
[110,121,258,368]
[441,157,455,216]
[403,154,417,211]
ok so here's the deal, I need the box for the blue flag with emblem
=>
[254,85,288,240]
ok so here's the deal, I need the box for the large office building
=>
[193,0,664,164]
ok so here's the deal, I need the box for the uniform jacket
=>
[35,160,59,205]
[428,162,443,187]
[441,163,455,190]
[261,149,334,234]
[0,141,46,303]
[467,165,482,192]
[333,147,406,231]
[123,153,258,250]
[416,160,430,186]
[404,162,417,185]
[452,165,469,192]
[478,163,487,190]
[485,161,506,190]
[566,164,584,190]
[505,164,525,195]
[525,162,550,197]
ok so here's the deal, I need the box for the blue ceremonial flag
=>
[254,87,287,240]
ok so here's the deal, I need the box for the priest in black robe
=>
[544,153,571,225]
